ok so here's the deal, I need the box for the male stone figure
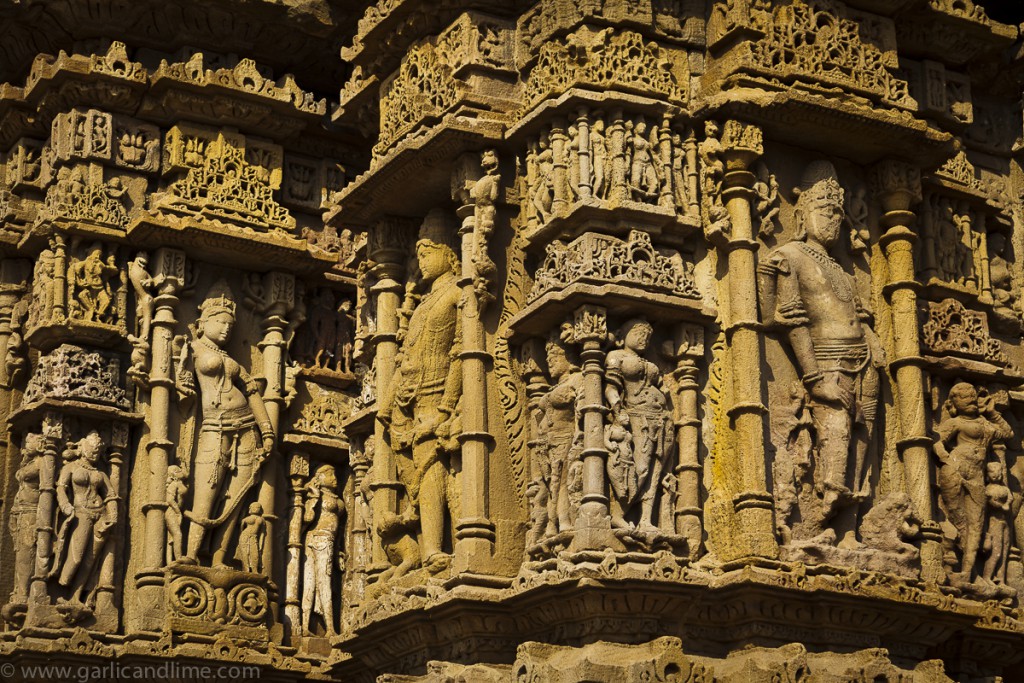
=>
[760,160,883,547]
[378,210,462,574]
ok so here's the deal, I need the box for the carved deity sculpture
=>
[591,118,608,200]
[532,136,554,223]
[179,284,276,567]
[28,247,55,329]
[988,232,1018,319]
[627,119,661,202]
[378,213,462,574]
[760,161,884,548]
[7,433,45,605]
[934,383,1012,583]
[605,318,675,532]
[239,503,267,573]
[302,465,342,636]
[70,243,119,324]
[164,464,187,564]
[51,431,116,605]
[982,461,1012,587]
[531,326,585,542]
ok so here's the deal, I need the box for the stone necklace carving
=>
[799,241,853,302]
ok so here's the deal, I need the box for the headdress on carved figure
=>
[416,208,458,252]
[198,279,236,319]
[793,160,844,241]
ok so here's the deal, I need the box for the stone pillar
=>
[368,218,408,568]
[671,324,703,556]
[51,234,68,325]
[285,453,309,644]
[550,118,569,216]
[254,270,296,612]
[719,120,777,559]
[872,160,943,581]
[570,305,616,551]
[684,128,700,221]
[658,114,673,210]
[608,110,628,204]
[576,107,592,200]
[94,421,129,630]
[29,412,62,604]
[452,154,497,574]
[136,247,185,630]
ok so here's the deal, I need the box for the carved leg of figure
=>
[314,550,335,636]
[58,515,90,590]
[417,439,448,572]
[12,514,34,601]
[962,478,986,579]
[550,445,570,532]
[852,368,880,499]
[211,464,257,568]
[301,547,314,634]
[186,442,227,560]
[938,467,969,544]
[166,512,182,565]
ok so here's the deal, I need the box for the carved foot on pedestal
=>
[425,553,451,574]
[1,601,27,626]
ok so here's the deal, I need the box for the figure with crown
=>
[177,281,276,568]
[759,161,885,550]
[378,210,463,575]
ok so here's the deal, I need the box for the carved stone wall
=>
[1,1,1024,682]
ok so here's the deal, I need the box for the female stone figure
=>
[7,433,45,605]
[538,327,585,537]
[52,431,116,604]
[605,318,675,532]
[934,382,1012,582]
[302,465,342,637]
[181,284,276,568]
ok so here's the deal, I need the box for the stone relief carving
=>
[302,465,343,637]
[934,383,1015,597]
[760,161,893,568]
[523,111,697,227]
[922,298,1008,366]
[377,211,462,575]
[530,230,698,302]
[176,282,276,567]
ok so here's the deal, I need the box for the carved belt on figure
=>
[201,410,257,472]
[811,339,870,374]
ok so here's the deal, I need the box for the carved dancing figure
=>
[759,161,884,547]
[71,243,119,324]
[934,383,1012,582]
[628,119,661,202]
[127,252,155,343]
[533,136,554,223]
[302,465,342,636]
[7,433,45,605]
[605,318,675,532]
[51,432,116,604]
[378,213,462,574]
[566,124,581,203]
[179,283,276,568]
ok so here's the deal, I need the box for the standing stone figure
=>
[164,464,188,564]
[51,431,116,604]
[604,318,675,532]
[378,212,462,574]
[238,502,267,573]
[179,283,276,567]
[302,465,342,636]
[934,382,1012,583]
[759,161,884,548]
[7,433,45,606]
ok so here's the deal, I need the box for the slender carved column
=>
[136,247,184,629]
[369,219,407,568]
[684,128,700,220]
[550,118,569,216]
[285,453,308,643]
[252,271,295,608]
[576,108,592,200]
[349,438,370,606]
[872,160,942,581]
[608,109,628,204]
[29,412,62,603]
[571,305,616,550]
[671,324,703,557]
[94,422,128,628]
[719,121,777,559]
[452,151,498,574]
[51,235,68,324]
[658,114,673,209]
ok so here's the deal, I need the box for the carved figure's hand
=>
[808,376,852,410]
[61,503,74,516]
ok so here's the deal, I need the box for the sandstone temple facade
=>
[0,0,1023,681]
